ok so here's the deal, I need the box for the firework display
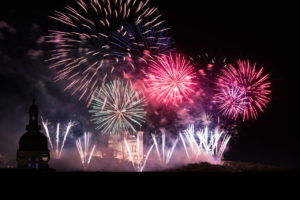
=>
[215,60,271,121]
[146,53,197,105]
[40,0,273,172]
[41,118,74,159]
[47,0,172,105]
[89,79,146,135]
[76,132,96,169]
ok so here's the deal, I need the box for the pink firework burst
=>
[214,86,249,120]
[146,53,197,105]
[215,60,271,121]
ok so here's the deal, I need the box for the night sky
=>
[0,0,298,169]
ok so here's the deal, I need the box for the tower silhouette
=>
[17,98,50,169]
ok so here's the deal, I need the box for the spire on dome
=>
[26,97,41,133]
[32,95,36,105]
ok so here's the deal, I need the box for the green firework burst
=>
[89,80,146,135]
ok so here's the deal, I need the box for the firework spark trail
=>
[199,127,231,159]
[215,60,271,121]
[151,131,179,164]
[183,131,194,154]
[162,129,165,161]
[124,137,155,172]
[183,125,199,155]
[41,118,74,159]
[166,138,179,164]
[56,123,60,154]
[137,132,140,162]
[124,138,136,169]
[196,127,215,155]
[76,139,84,165]
[152,133,162,161]
[76,132,96,169]
[141,144,155,172]
[146,53,197,105]
[47,0,170,105]
[179,132,190,160]
[180,125,231,161]
[41,118,54,152]
[218,134,231,158]
[89,79,146,135]
[59,121,75,158]
[87,145,96,165]
[84,132,87,161]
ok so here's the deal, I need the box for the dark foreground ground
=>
[0,165,299,194]
[1,161,298,174]
[1,162,299,185]
[0,161,292,173]
[165,161,286,172]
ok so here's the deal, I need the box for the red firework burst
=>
[146,53,197,105]
[215,60,271,121]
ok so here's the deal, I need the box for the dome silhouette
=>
[19,132,48,151]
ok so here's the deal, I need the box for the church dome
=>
[19,132,48,151]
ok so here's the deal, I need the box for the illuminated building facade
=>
[107,131,144,164]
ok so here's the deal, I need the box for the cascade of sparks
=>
[41,118,74,159]
[124,134,155,172]
[146,53,197,105]
[47,0,168,105]
[89,79,146,135]
[179,124,231,161]
[76,132,96,169]
[215,60,271,121]
[151,130,179,164]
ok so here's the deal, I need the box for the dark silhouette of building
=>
[16,98,50,169]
